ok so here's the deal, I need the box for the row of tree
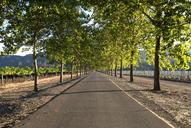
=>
[0,0,191,91]
[87,0,191,90]
[0,0,94,91]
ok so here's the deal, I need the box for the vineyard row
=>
[0,66,61,85]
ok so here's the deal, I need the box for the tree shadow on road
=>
[62,89,122,95]
[17,77,80,100]
[61,89,165,95]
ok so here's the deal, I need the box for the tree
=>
[45,2,94,81]
[134,0,191,90]
[45,1,80,82]
[2,1,51,92]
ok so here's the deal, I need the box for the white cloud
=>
[0,43,4,52]
[0,44,33,56]
[14,46,33,56]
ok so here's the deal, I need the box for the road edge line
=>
[108,78,175,128]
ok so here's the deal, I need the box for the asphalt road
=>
[17,72,172,128]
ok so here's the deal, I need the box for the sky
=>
[0,43,33,56]
[14,46,33,56]
[0,43,3,52]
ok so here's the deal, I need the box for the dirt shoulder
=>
[104,74,191,128]
[0,75,86,128]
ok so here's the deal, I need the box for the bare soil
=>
[106,74,191,128]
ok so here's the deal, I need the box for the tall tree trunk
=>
[154,36,161,91]
[71,63,73,79]
[60,60,63,83]
[111,68,113,76]
[130,63,133,82]
[77,66,79,77]
[115,64,117,77]
[1,74,3,85]
[120,59,123,78]
[80,65,82,76]
[130,50,134,82]
[33,41,38,92]
[84,66,85,75]
[5,75,7,83]
[84,66,87,75]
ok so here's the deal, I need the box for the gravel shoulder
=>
[104,74,191,128]
[0,74,85,128]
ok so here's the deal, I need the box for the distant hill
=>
[0,54,49,67]
[136,51,191,70]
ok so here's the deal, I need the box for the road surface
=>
[17,72,172,128]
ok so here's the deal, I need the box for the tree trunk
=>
[130,63,133,82]
[33,41,38,92]
[111,69,113,76]
[60,60,63,83]
[188,70,190,80]
[115,64,117,77]
[84,66,87,75]
[71,63,73,79]
[81,66,83,75]
[130,50,134,82]
[5,75,7,83]
[120,59,123,78]
[154,36,161,91]
[77,67,79,77]
[82,68,84,75]
[1,74,3,85]
[80,65,82,76]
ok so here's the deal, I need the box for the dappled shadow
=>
[0,77,81,103]
[151,90,169,94]
[124,89,168,94]
[84,81,111,83]
[0,102,19,117]
[61,88,167,95]
[18,77,80,100]
[62,89,122,95]
[39,77,79,92]
[124,89,153,92]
